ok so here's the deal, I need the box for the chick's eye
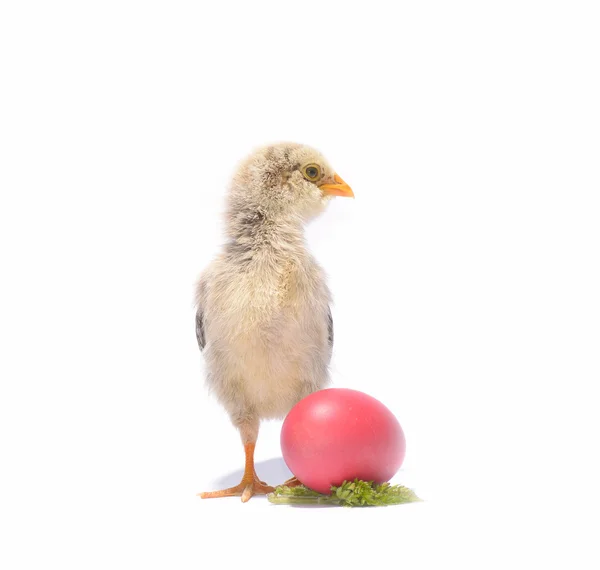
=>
[303,164,321,182]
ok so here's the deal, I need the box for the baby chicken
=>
[196,142,353,501]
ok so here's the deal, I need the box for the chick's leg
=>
[198,419,274,502]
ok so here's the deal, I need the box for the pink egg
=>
[281,388,406,494]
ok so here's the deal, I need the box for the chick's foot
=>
[198,442,274,502]
[281,476,303,488]
[199,473,274,502]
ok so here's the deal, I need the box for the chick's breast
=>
[197,255,332,421]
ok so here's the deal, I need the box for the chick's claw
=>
[199,475,275,502]
[281,476,303,488]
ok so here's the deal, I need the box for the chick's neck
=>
[225,204,307,264]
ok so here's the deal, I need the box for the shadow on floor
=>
[211,457,293,491]
[207,457,335,507]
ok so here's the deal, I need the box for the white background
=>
[1,1,599,568]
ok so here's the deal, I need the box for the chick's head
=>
[229,142,354,222]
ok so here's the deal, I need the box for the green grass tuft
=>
[268,479,422,507]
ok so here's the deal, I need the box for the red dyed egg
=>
[280,388,406,494]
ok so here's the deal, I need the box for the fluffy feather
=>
[196,142,336,444]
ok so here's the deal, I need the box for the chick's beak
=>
[319,174,355,198]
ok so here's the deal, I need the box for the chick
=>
[196,142,354,501]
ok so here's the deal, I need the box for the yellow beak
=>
[319,174,355,198]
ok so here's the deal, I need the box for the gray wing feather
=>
[327,307,333,350]
[195,308,206,351]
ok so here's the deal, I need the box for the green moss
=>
[268,479,422,507]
